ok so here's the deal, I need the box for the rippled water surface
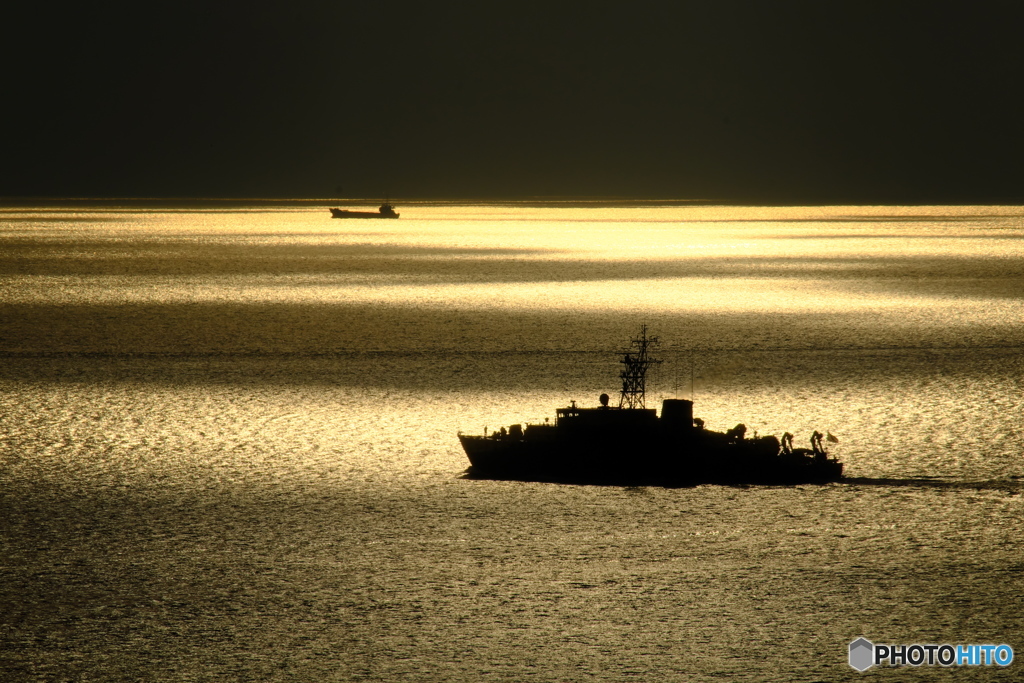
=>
[2,203,1024,681]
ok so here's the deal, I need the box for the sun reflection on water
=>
[3,203,1024,681]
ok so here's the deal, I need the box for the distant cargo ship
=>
[459,326,843,485]
[330,201,399,219]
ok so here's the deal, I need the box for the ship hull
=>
[459,432,843,486]
[329,208,399,219]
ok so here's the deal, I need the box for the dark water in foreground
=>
[2,204,1024,681]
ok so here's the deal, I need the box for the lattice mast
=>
[619,324,662,409]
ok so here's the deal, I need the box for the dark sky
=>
[5,1,1023,202]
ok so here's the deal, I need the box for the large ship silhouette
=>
[459,326,843,485]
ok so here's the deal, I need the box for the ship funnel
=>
[660,399,693,429]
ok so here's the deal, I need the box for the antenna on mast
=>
[690,350,695,401]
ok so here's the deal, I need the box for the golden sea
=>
[2,202,1023,681]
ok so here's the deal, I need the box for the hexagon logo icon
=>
[849,637,874,671]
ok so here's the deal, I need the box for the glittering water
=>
[2,203,1024,681]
